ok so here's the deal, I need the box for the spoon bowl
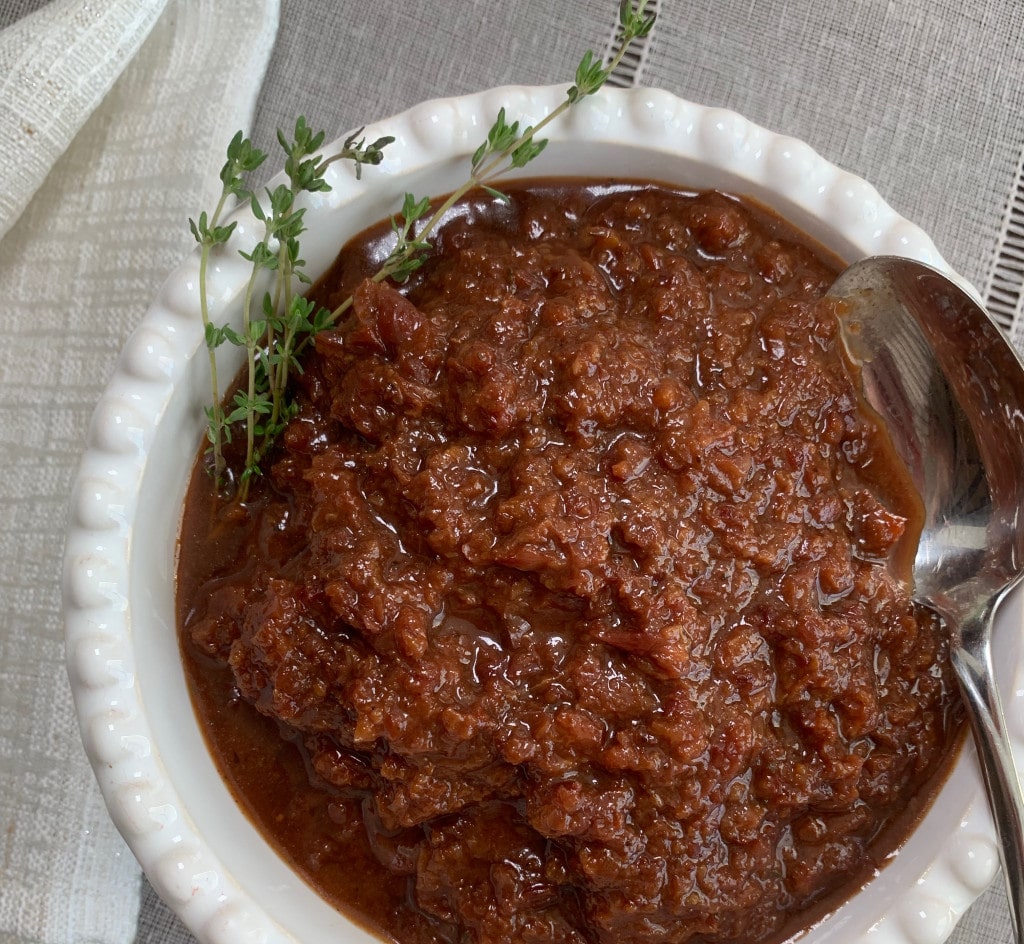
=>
[827,255,1024,941]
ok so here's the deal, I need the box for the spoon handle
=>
[949,592,1024,943]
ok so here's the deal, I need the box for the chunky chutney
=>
[178,181,961,944]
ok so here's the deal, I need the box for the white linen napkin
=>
[0,0,168,240]
[0,1,278,942]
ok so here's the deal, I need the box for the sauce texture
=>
[178,181,961,944]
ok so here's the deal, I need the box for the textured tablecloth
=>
[1,1,1022,943]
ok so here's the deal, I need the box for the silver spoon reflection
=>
[827,256,1024,941]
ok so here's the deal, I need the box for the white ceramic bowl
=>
[63,85,1024,944]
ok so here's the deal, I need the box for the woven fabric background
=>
[0,0,170,240]
[0,1,1021,943]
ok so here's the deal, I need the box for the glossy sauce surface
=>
[178,181,961,944]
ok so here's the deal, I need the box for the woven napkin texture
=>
[0,1,277,942]
[0,0,167,240]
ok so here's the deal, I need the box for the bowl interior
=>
[88,88,1013,944]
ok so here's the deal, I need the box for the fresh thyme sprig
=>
[191,119,392,496]
[189,132,267,483]
[193,0,655,497]
[234,120,394,497]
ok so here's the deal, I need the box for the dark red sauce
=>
[177,181,962,944]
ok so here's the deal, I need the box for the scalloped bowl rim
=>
[62,84,1023,944]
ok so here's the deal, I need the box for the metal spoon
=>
[827,256,1024,940]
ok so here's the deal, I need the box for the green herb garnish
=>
[189,131,266,483]
[192,0,655,498]
[190,120,392,493]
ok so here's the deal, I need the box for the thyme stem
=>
[196,194,228,479]
[189,132,267,487]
